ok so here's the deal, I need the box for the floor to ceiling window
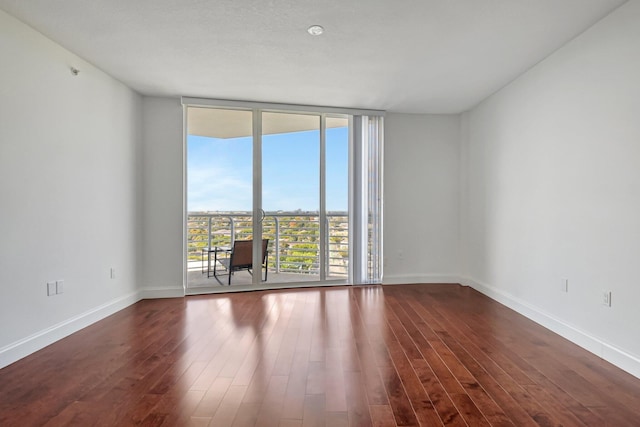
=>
[182,98,382,292]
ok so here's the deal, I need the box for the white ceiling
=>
[0,0,627,114]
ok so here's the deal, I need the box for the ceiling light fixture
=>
[307,25,324,36]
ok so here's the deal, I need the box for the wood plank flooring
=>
[1,284,640,426]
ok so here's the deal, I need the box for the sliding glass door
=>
[261,112,321,284]
[259,113,350,284]
[185,106,352,290]
[185,108,257,287]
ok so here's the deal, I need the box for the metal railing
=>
[187,212,349,276]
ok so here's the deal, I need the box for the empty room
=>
[1,0,640,425]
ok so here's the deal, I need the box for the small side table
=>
[201,246,231,277]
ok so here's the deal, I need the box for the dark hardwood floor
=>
[1,284,640,426]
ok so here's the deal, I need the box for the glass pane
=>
[326,117,349,278]
[262,112,320,282]
[186,107,253,287]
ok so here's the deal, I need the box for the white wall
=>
[0,10,142,367]
[140,97,184,296]
[463,0,640,376]
[384,113,460,284]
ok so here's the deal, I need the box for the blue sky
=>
[187,127,348,212]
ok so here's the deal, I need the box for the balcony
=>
[187,212,349,287]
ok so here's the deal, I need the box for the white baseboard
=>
[462,276,640,380]
[139,287,185,299]
[383,274,461,285]
[0,290,142,369]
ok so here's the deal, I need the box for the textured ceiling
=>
[0,0,627,113]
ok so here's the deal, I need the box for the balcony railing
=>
[187,212,349,277]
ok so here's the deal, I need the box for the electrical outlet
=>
[47,282,56,296]
[561,279,569,293]
[110,268,116,279]
[602,291,612,307]
[56,280,64,294]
